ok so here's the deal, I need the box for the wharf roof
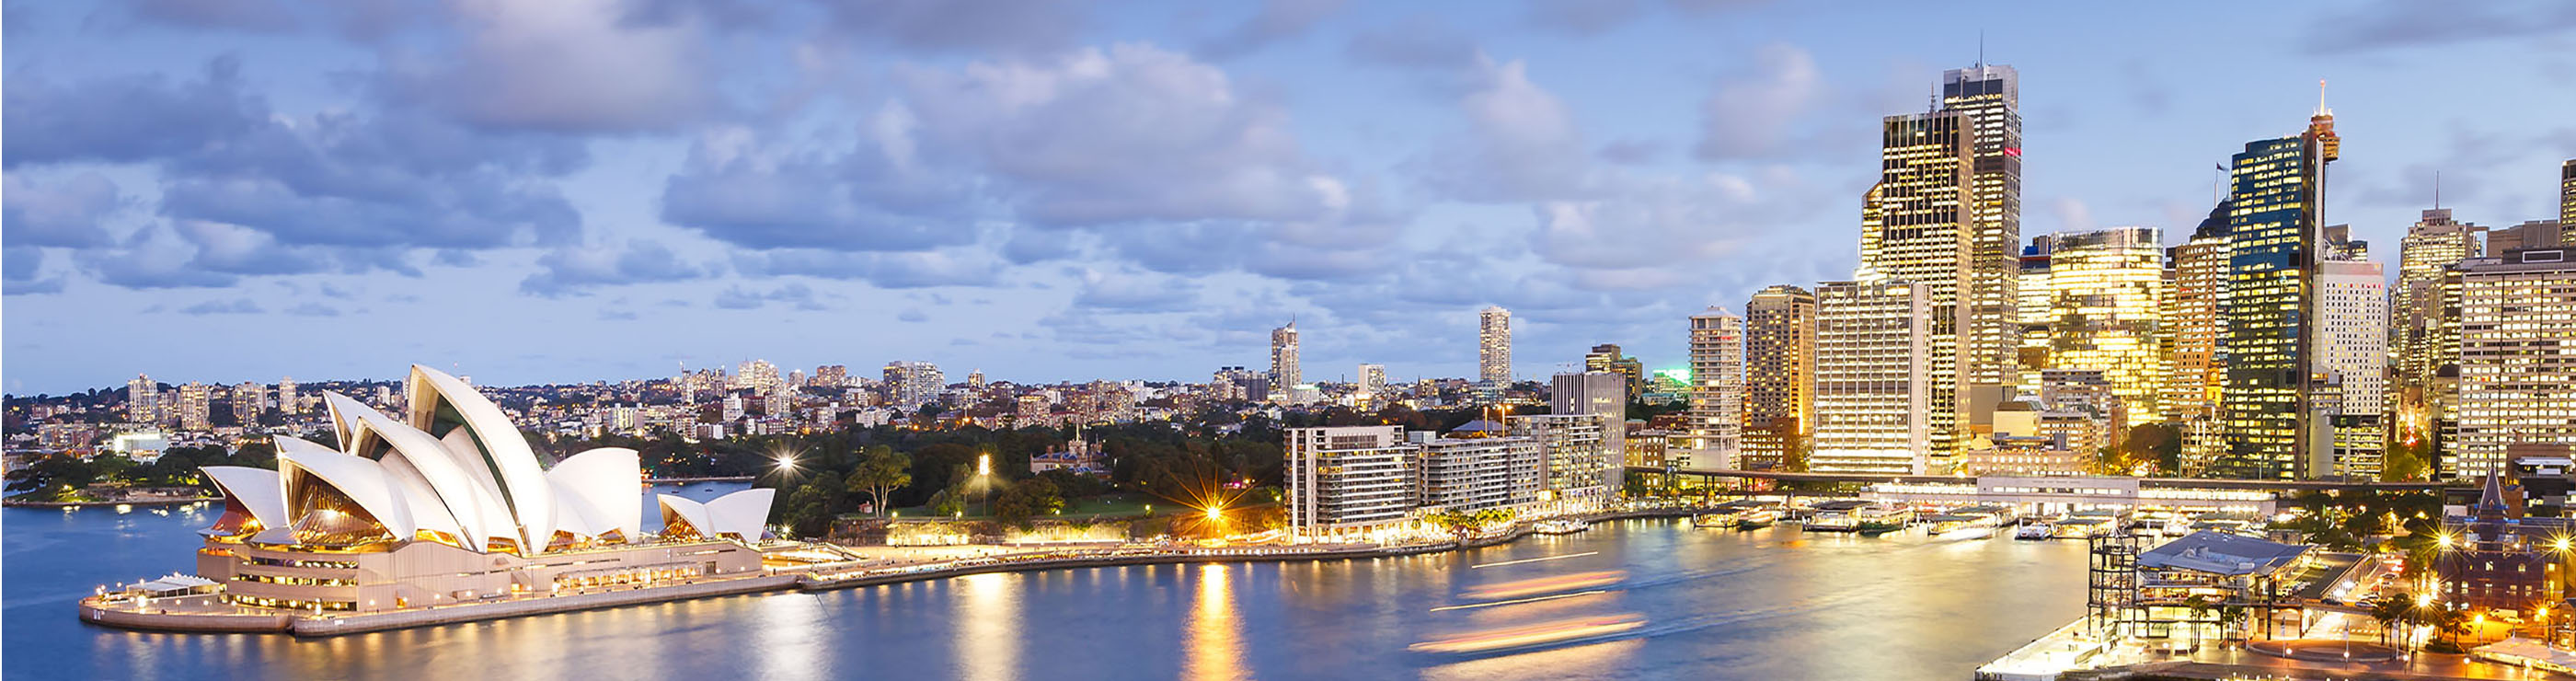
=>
[2138,530,2310,576]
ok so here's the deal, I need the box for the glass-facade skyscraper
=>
[2214,108,2339,479]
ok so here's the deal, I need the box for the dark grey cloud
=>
[8,56,590,288]
[659,123,981,252]
[1198,0,1347,60]
[3,247,66,295]
[2306,0,2576,53]
[816,0,1086,54]
[3,172,124,248]
[520,239,711,296]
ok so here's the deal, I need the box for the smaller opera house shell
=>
[195,365,776,613]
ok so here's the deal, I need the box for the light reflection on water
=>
[10,504,2091,680]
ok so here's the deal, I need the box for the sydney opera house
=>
[182,365,777,614]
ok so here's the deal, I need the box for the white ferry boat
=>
[2013,519,2055,540]
[1533,519,1589,535]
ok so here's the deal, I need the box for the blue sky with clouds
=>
[5,0,2573,395]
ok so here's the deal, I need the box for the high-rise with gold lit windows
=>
[2392,208,2482,444]
[2166,207,2229,423]
[2017,237,2055,397]
[1812,281,1933,476]
[1742,285,1816,471]
[1857,109,1973,462]
[1942,64,2025,394]
[1478,306,1512,403]
[2214,105,2339,479]
[2046,226,2167,418]
[2455,249,2576,479]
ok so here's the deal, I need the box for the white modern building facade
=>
[1812,280,1935,475]
[2455,250,2576,479]
[1284,426,1419,538]
[1685,307,1745,469]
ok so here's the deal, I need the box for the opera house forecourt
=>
[78,365,812,635]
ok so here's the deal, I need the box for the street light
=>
[977,453,992,517]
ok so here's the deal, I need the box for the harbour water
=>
[6,493,2090,680]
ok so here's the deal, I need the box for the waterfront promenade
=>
[80,505,1707,637]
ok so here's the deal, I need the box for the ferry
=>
[1692,509,1742,528]
[2013,518,2056,540]
[1736,508,1781,529]
[1924,514,1996,540]
[1807,502,1915,534]
[1533,519,1589,536]
[2051,518,2112,539]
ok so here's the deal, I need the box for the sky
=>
[5,0,2574,396]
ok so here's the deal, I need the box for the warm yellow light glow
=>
[2555,537,2569,551]
[1204,506,1223,521]
[977,454,991,478]
[2418,593,2434,607]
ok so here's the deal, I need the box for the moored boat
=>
[2013,520,2054,540]
[1533,519,1589,535]
[1736,509,1781,529]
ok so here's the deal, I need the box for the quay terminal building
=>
[94,365,777,620]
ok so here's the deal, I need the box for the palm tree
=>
[2218,605,2248,643]
[2181,595,2213,648]
[2368,594,2411,647]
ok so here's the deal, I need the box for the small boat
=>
[2013,520,2054,540]
[1533,519,1589,535]
[1808,502,1913,534]
[1736,509,1780,529]
[2051,518,2111,539]
[1924,514,1996,540]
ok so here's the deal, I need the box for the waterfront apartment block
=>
[1284,425,1419,538]
[1508,413,1617,508]
[1811,280,1934,476]
[1684,307,1744,469]
[1416,433,1543,514]
[2454,249,2576,479]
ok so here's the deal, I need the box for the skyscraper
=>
[2392,208,2482,444]
[1550,371,1628,491]
[1478,306,1512,385]
[1742,285,1817,471]
[2047,226,2167,418]
[230,382,264,425]
[1811,281,1933,475]
[2489,220,2567,256]
[1857,106,1972,462]
[1270,321,1301,391]
[2166,208,2231,473]
[1685,307,1744,469]
[882,361,946,410]
[2563,159,2573,224]
[178,382,212,431]
[2319,260,2388,478]
[1941,63,2025,394]
[2455,248,2576,479]
[2016,237,2055,397]
[276,376,298,416]
[126,374,157,424]
[2214,103,2339,479]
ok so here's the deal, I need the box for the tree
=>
[2185,594,2217,648]
[2383,435,2432,482]
[844,446,912,517]
[991,477,1065,528]
[2368,594,2411,647]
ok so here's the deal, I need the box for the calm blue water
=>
[5,493,2091,680]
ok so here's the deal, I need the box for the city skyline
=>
[7,2,2576,396]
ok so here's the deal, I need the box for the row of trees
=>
[3,444,275,500]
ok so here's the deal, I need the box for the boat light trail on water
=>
[1469,552,1599,569]
[1429,590,1607,612]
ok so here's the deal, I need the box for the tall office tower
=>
[2392,208,2483,442]
[230,382,264,424]
[2320,260,2388,413]
[1811,281,1933,475]
[1941,63,2024,394]
[2015,237,2055,397]
[126,374,157,423]
[178,382,212,431]
[1857,108,1973,462]
[1358,364,1387,395]
[2047,227,2168,418]
[1270,321,1301,391]
[2319,260,2388,478]
[881,361,946,409]
[276,376,298,415]
[1583,343,1647,401]
[1283,425,1419,540]
[2564,159,2574,224]
[2166,208,2232,473]
[1478,306,1512,385]
[1685,307,1745,469]
[2490,220,2568,256]
[2455,248,2576,479]
[2214,104,2339,479]
[1742,285,1817,471]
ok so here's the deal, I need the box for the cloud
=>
[1412,54,1594,202]
[1070,266,1201,311]
[3,247,66,295]
[180,298,264,315]
[897,307,929,322]
[3,172,125,248]
[2305,0,2576,53]
[520,239,711,296]
[1343,16,1479,72]
[284,302,341,317]
[712,282,822,310]
[1694,43,1823,160]
[732,248,1004,289]
[114,0,300,32]
[1523,0,1642,36]
[816,0,1084,54]
[376,0,719,133]
[659,119,981,251]
[1198,0,1347,59]
[3,56,266,167]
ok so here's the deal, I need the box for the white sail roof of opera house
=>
[201,364,775,554]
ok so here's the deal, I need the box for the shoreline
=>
[78,506,1706,638]
[6,497,218,509]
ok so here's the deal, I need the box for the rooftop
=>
[2137,530,2309,576]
